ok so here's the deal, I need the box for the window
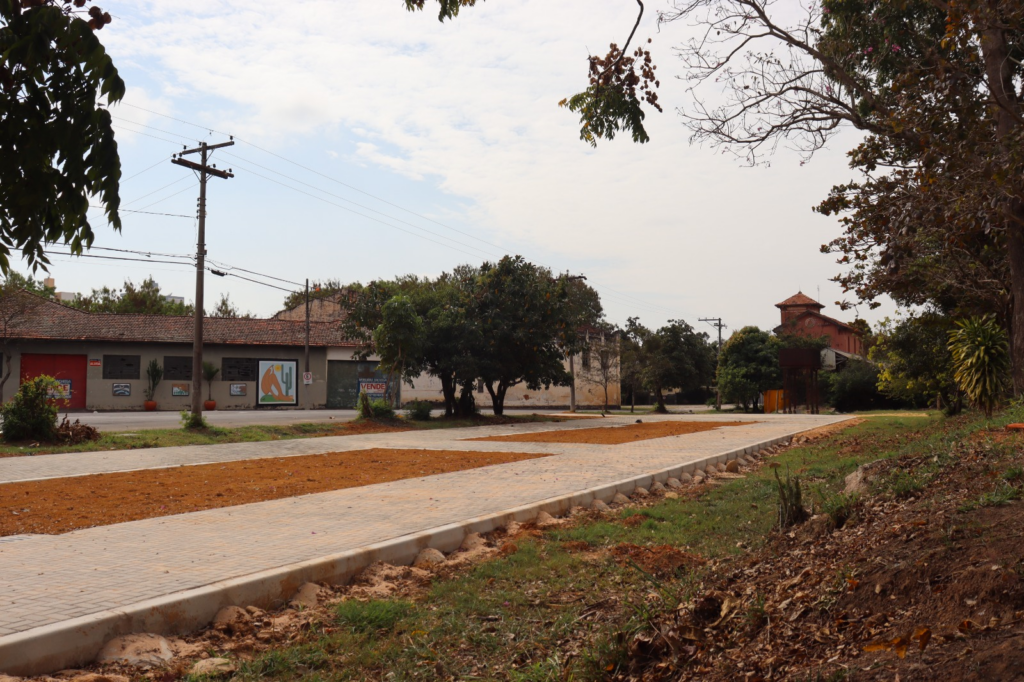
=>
[222,357,258,382]
[581,348,591,370]
[164,356,193,381]
[477,380,484,394]
[102,355,140,380]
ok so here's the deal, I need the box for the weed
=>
[774,467,809,528]
[819,491,860,529]
[335,599,412,633]
[959,483,1022,512]
[886,470,925,499]
[1003,466,1024,483]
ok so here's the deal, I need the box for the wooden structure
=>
[779,348,822,414]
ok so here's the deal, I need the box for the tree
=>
[372,295,425,405]
[949,315,1010,419]
[579,331,620,412]
[0,278,39,393]
[556,276,605,412]
[717,327,780,411]
[474,256,572,416]
[623,317,716,413]
[210,293,249,318]
[1,1,123,272]
[870,312,959,410]
[279,279,346,312]
[70,277,192,315]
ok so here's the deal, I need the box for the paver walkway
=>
[0,414,848,645]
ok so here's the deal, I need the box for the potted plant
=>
[144,358,163,411]
[202,361,220,411]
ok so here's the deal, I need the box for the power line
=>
[135,183,199,212]
[111,123,183,147]
[89,205,193,218]
[43,251,195,267]
[112,115,198,143]
[123,176,192,206]
[205,259,304,288]
[89,246,195,260]
[210,268,296,293]
[122,157,170,183]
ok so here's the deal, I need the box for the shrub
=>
[405,400,433,421]
[826,359,889,412]
[1,376,62,442]
[949,315,1010,418]
[819,491,859,529]
[358,391,372,419]
[54,416,101,445]
[180,409,209,430]
[369,398,395,420]
[144,358,163,401]
[773,467,808,528]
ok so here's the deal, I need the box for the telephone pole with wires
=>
[171,140,235,424]
[699,317,727,410]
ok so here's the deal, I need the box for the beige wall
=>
[9,340,329,411]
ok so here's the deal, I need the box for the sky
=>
[33,0,896,335]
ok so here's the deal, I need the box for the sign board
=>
[303,372,313,385]
[258,360,298,406]
[171,383,190,397]
[230,383,247,396]
[358,379,389,401]
[112,383,131,396]
[89,359,102,367]
[47,379,71,399]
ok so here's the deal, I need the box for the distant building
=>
[773,292,864,357]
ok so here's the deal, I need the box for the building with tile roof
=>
[773,292,864,356]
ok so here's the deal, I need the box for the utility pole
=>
[172,140,234,424]
[304,279,310,373]
[699,317,726,410]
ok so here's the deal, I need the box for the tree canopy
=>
[69,276,192,316]
[622,316,716,412]
[717,326,780,411]
[1,1,123,273]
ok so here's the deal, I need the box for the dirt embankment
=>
[468,420,755,445]
[0,448,550,536]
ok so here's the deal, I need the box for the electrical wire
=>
[135,183,199,212]
[111,123,183,147]
[89,246,195,260]
[122,157,170,183]
[122,176,192,206]
[89,205,192,218]
[211,269,296,293]
[43,251,195,267]
[204,259,304,288]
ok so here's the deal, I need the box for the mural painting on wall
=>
[258,361,298,405]
[172,384,189,397]
[112,383,130,396]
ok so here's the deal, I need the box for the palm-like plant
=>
[948,316,1009,419]
[202,361,220,401]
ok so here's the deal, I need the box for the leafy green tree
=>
[949,315,1010,418]
[70,277,192,315]
[210,293,249,318]
[556,276,604,412]
[474,256,571,416]
[279,279,346,312]
[623,317,715,413]
[372,295,425,405]
[0,277,41,392]
[717,327,780,412]
[870,313,959,411]
[1,1,123,272]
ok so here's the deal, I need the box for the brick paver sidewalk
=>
[0,414,847,644]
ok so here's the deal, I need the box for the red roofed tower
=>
[774,292,864,356]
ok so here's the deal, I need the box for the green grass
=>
[0,413,567,457]
[221,409,1010,681]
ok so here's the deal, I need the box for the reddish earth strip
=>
[0,448,550,536]
[467,420,755,445]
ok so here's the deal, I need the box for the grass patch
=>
[0,413,568,458]
[189,409,1024,680]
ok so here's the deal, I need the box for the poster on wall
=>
[257,361,297,406]
[358,379,389,401]
[230,383,247,396]
[47,379,72,399]
[171,383,189,397]
[112,383,131,396]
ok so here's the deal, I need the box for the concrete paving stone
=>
[0,414,847,651]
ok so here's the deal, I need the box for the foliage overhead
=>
[1,0,123,273]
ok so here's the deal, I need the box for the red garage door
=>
[19,354,88,410]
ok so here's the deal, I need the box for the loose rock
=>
[535,511,561,528]
[664,492,680,500]
[591,499,610,512]
[95,633,174,668]
[612,493,630,505]
[632,487,650,498]
[666,478,682,489]
[717,462,728,473]
[190,659,236,676]
[460,532,487,551]
[289,583,322,610]
[0,676,20,682]
[844,461,881,495]
[412,548,446,568]
[650,481,666,492]
[70,674,129,682]
[212,606,252,635]
[726,460,740,473]
[504,520,522,536]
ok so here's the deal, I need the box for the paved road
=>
[0,413,848,651]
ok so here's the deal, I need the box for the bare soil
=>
[468,420,754,445]
[0,448,550,536]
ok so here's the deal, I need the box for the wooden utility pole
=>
[172,140,234,423]
[700,317,726,410]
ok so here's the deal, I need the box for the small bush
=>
[54,416,101,445]
[1,376,62,442]
[180,410,209,430]
[949,315,1009,418]
[405,400,433,421]
[819,491,859,529]
[827,359,890,412]
[369,398,395,420]
[774,467,809,528]
[1002,466,1024,483]
[357,391,372,419]
[335,599,412,633]
[887,470,924,499]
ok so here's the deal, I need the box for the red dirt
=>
[0,448,550,536]
[468,420,754,445]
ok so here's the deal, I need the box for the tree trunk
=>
[603,383,609,413]
[0,352,10,395]
[568,354,576,413]
[439,375,456,417]
[653,385,667,413]
[485,381,508,416]
[980,26,1024,393]
[456,382,476,417]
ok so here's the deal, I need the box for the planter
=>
[204,400,217,411]
[144,400,157,411]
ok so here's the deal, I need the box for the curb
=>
[0,420,848,676]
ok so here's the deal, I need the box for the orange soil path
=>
[0,448,550,537]
[467,420,756,445]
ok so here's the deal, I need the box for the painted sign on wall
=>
[258,361,297,405]
[171,383,190,397]
[47,379,71,399]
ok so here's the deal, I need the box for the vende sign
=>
[358,380,389,400]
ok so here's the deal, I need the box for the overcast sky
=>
[34,0,896,334]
